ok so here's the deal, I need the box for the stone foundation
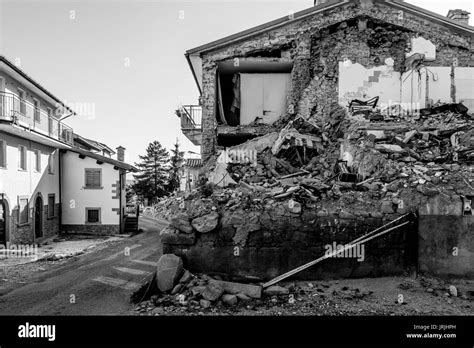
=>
[61,224,120,235]
[163,200,417,281]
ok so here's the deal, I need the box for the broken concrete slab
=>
[191,212,220,233]
[201,284,224,301]
[161,229,196,245]
[209,279,262,299]
[263,285,290,296]
[222,294,238,306]
[156,254,184,293]
[170,213,194,234]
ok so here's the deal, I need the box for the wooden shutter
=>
[85,169,101,188]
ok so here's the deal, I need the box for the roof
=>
[187,0,473,55]
[185,0,474,93]
[68,147,137,172]
[0,55,76,116]
[185,158,203,168]
[73,133,116,154]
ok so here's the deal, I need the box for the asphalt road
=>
[0,216,167,315]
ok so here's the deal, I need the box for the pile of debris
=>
[152,103,473,237]
[220,102,474,210]
[132,254,301,314]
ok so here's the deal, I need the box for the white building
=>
[0,55,136,245]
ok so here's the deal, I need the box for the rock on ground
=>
[263,285,290,296]
[170,213,194,234]
[191,212,220,233]
[201,284,224,301]
[222,294,238,306]
[155,254,183,292]
[209,280,262,299]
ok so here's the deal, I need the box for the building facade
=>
[0,56,135,245]
[181,0,474,163]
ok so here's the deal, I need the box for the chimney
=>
[116,146,125,162]
[447,9,470,24]
[314,0,329,6]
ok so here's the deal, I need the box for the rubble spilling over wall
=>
[158,100,473,279]
[172,0,474,280]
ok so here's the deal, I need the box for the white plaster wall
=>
[0,73,59,118]
[339,63,474,113]
[0,132,60,209]
[406,37,436,61]
[455,67,474,112]
[338,62,401,108]
[61,151,120,225]
[426,67,452,105]
[401,69,426,109]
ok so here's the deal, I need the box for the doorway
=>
[0,198,7,244]
[35,196,43,238]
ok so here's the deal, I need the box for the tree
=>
[167,138,185,193]
[132,141,170,204]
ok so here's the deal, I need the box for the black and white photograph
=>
[0,0,473,345]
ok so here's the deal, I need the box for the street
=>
[0,216,167,315]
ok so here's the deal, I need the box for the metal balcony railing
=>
[0,91,73,145]
[180,105,202,131]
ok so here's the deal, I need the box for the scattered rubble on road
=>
[132,256,473,315]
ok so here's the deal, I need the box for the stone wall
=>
[8,203,61,244]
[162,197,417,281]
[418,195,474,278]
[61,224,120,235]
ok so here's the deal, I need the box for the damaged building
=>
[169,0,474,282]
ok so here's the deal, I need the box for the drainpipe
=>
[58,149,63,232]
[119,170,123,234]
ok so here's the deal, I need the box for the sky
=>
[0,0,473,165]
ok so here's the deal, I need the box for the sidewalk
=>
[0,234,125,266]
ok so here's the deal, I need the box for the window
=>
[33,99,40,123]
[86,208,101,224]
[18,146,27,170]
[19,197,29,224]
[48,194,55,218]
[85,168,102,189]
[18,89,26,114]
[34,149,41,172]
[47,108,53,135]
[48,153,54,174]
[0,140,6,168]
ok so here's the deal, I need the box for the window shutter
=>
[0,140,5,167]
[85,169,101,187]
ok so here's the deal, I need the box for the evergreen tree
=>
[167,139,185,192]
[132,141,170,203]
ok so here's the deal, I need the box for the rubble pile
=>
[133,254,386,315]
[220,103,474,213]
[153,103,473,237]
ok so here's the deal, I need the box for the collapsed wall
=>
[162,0,474,280]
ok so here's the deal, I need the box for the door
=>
[262,74,291,123]
[35,196,43,238]
[240,73,291,125]
[0,200,6,244]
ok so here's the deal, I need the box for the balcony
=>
[0,91,73,145]
[178,105,202,146]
